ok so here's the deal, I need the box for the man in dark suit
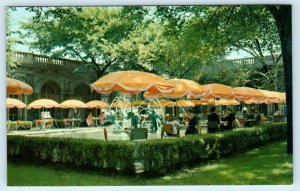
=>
[207,107,220,133]
[220,108,236,131]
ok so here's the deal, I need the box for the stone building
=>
[8,51,100,121]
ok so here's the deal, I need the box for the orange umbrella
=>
[6,98,26,109]
[150,99,175,107]
[278,92,286,103]
[86,100,108,109]
[59,99,87,109]
[111,101,131,108]
[202,83,236,99]
[244,98,272,105]
[7,77,33,95]
[91,71,174,94]
[215,99,240,106]
[27,99,59,109]
[234,87,265,101]
[176,100,195,107]
[271,92,286,103]
[144,79,207,99]
[132,100,149,107]
[258,90,278,99]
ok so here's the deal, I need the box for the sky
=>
[8,6,252,59]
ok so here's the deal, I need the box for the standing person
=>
[86,112,94,127]
[207,107,220,133]
[220,108,236,131]
[149,109,160,131]
[185,110,198,135]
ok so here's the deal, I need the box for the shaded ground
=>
[8,141,292,186]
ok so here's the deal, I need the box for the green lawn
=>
[8,141,293,186]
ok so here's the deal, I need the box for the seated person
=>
[98,111,106,125]
[166,116,181,135]
[185,110,198,135]
[86,112,94,127]
[207,107,220,133]
[254,108,262,125]
[220,108,236,131]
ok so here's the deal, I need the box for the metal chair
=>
[207,121,220,133]
[161,124,180,138]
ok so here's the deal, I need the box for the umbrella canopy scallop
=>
[244,98,272,105]
[86,100,108,109]
[215,99,240,106]
[144,79,207,99]
[27,99,59,109]
[234,87,265,101]
[7,77,33,95]
[176,100,195,107]
[150,99,175,107]
[6,98,26,109]
[91,71,175,94]
[59,100,87,109]
[203,83,236,99]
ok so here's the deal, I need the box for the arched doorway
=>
[40,81,61,120]
[41,81,61,102]
[73,83,91,102]
[73,83,91,121]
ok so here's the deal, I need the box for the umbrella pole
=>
[131,94,133,129]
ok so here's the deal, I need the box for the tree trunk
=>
[267,5,292,154]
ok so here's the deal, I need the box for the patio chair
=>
[207,121,220,133]
[130,128,148,140]
[161,124,180,138]
[63,118,71,128]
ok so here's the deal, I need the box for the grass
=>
[8,141,293,186]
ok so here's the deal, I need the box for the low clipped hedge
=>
[8,137,136,173]
[7,121,33,131]
[7,122,286,175]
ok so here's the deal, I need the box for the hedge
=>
[7,122,287,175]
[7,121,32,131]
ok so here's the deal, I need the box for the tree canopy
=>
[15,5,284,91]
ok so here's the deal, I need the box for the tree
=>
[20,7,148,78]
[266,5,292,154]
[155,5,292,153]
[154,6,228,81]
[6,7,20,77]
[180,5,283,90]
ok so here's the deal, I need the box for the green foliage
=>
[21,7,150,78]
[8,136,136,173]
[7,123,286,175]
[6,8,20,76]
[7,121,33,131]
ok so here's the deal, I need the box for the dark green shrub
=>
[7,136,136,173]
[7,122,286,175]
